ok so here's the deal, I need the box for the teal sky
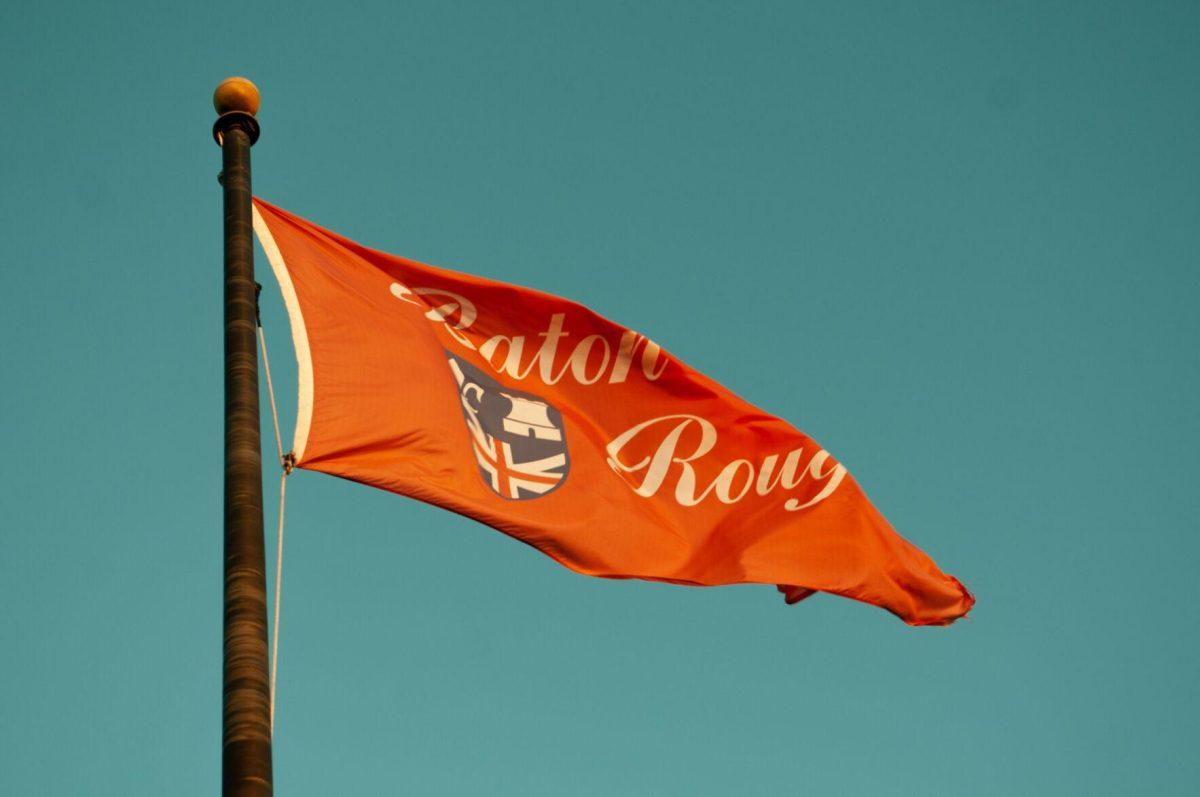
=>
[2,1,1198,794]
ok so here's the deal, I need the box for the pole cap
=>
[213,77,261,145]
[214,77,261,116]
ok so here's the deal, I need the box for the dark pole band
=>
[214,111,261,146]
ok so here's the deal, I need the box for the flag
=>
[252,198,974,626]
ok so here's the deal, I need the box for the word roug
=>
[606,414,846,512]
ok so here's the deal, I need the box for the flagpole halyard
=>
[214,76,274,796]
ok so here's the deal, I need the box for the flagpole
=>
[213,77,273,796]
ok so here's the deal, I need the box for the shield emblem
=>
[447,353,569,499]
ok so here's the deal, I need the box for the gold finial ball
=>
[214,77,260,116]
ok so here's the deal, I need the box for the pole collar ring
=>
[213,111,261,146]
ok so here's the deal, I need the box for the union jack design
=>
[448,353,569,500]
[471,434,566,499]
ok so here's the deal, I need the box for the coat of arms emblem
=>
[447,353,569,499]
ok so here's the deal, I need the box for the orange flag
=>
[252,198,973,625]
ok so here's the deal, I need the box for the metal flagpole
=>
[212,77,273,796]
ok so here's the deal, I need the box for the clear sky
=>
[2,1,1197,794]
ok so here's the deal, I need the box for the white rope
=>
[270,470,287,733]
[258,326,285,465]
[258,320,291,735]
